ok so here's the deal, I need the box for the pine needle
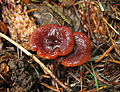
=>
[103,18,120,35]
[95,45,114,63]
[45,2,71,25]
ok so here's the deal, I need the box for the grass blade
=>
[90,62,99,91]
[99,1,104,12]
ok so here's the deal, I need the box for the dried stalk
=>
[0,32,72,92]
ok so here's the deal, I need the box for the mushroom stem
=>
[0,32,72,92]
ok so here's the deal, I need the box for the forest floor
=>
[0,0,120,92]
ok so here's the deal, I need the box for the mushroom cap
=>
[61,32,91,67]
[29,24,74,59]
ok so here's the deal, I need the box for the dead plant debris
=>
[0,0,120,92]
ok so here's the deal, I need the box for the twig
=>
[105,59,120,64]
[0,32,72,92]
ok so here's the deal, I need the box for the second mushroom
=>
[61,32,91,67]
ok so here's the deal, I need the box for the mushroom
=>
[61,32,91,67]
[29,24,74,59]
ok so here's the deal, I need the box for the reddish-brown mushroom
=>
[61,32,91,67]
[29,24,74,59]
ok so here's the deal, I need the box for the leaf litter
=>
[0,0,120,92]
